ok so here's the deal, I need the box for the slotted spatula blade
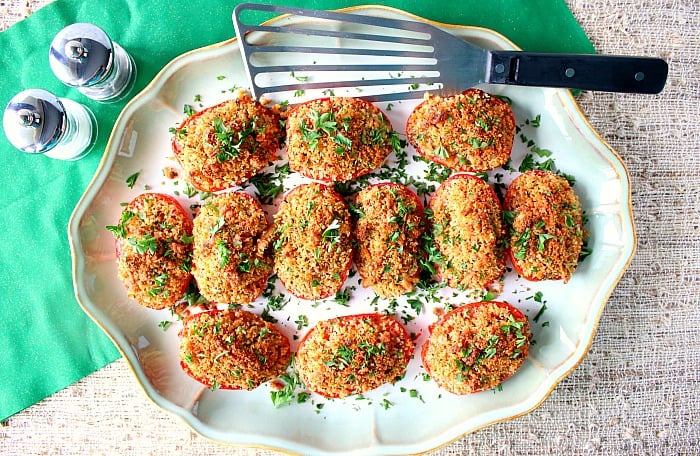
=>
[232,3,668,103]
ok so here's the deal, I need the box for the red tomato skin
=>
[428,173,505,289]
[274,183,353,301]
[178,309,292,391]
[503,170,566,282]
[285,97,394,182]
[114,193,194,306]
[421,300,527,376]
[406,88,515,173]
[297,313,414,398]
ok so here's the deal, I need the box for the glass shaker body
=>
[49,23,136,103]
[3,89,97,160]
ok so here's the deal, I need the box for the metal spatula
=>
[232,3,668,103]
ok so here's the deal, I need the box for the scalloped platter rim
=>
[69,6,635,456]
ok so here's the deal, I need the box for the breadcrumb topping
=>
[422,301,531,394]
[114,193,192,309]
[428,174,506,290]
[192,192,272,304]
[296,314,414,398]
[504,170,584,282]
[109,89,589,404]
[179,309,290,390]
[286,97,398,182]
[272,183,353,300]
[172,95,282,192]
[406,88,515,172]
[352,183,426,297]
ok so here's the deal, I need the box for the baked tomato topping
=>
[296,313,414,398]
[110,193,193,310]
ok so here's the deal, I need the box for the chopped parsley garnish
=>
[271,357,307,408]
[424,161,452,184]
[502,210,516,225]
[106,210,135,238]
[419,226,445,275]
[216,238,231,268]
[333,288,351,306]
[433,145,449,159]
[158,320,172,331]
[181,280,208,307]
[290,70,309,82]
[148,273,169,297]
[481,291,496,301]
[125,172,140,189]
[528,291,550,327]
[537,232,557,251]
[169,126,187,139]
[180,252,192,272]
[358,340,386,360]
[208,216,225,236]
[182,182,197,198]
[294,314,309,330]
[212,117,255,163]
[467,137,494,149]
[311,110,337,135]
[183,104,196,117]
[322,219,342,244]
[127,234,158,254]
[525,114,541,128]
[532,293,547,323]
[499,315,528,351]
[348,203,366,219]
[386,130,403,153]
[493,94,512,105]
[325,345,355,369]
[248,165,290,205]
[512,227,531,260]
[408,388,425,402]
[273,237,285,252]
[579,242,593,262]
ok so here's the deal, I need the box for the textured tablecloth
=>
[1,0,698,455]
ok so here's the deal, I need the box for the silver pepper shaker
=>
[3,89,97,161]
[49,23,136,102]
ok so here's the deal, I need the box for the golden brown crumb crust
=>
[192,192,272,304]
[429,174,505,290]
[172,95,282,192]
[422,301,531,394]
[352,183,426,297]
[286,97,396,182]
[115,193,192,309]
[179,309,290,390]
[504,170,583,282]
[296,313,414,398]
[406,88,515,172]
[272,183,353,300]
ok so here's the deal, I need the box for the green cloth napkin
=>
[0,0,594,420]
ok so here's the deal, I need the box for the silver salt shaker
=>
[3,89,97,160]
[49,23,136,102]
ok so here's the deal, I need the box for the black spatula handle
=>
[488,51,668,94]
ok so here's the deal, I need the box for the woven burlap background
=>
[1,0,698,454]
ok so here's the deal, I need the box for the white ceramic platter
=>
[69,6,635,455]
